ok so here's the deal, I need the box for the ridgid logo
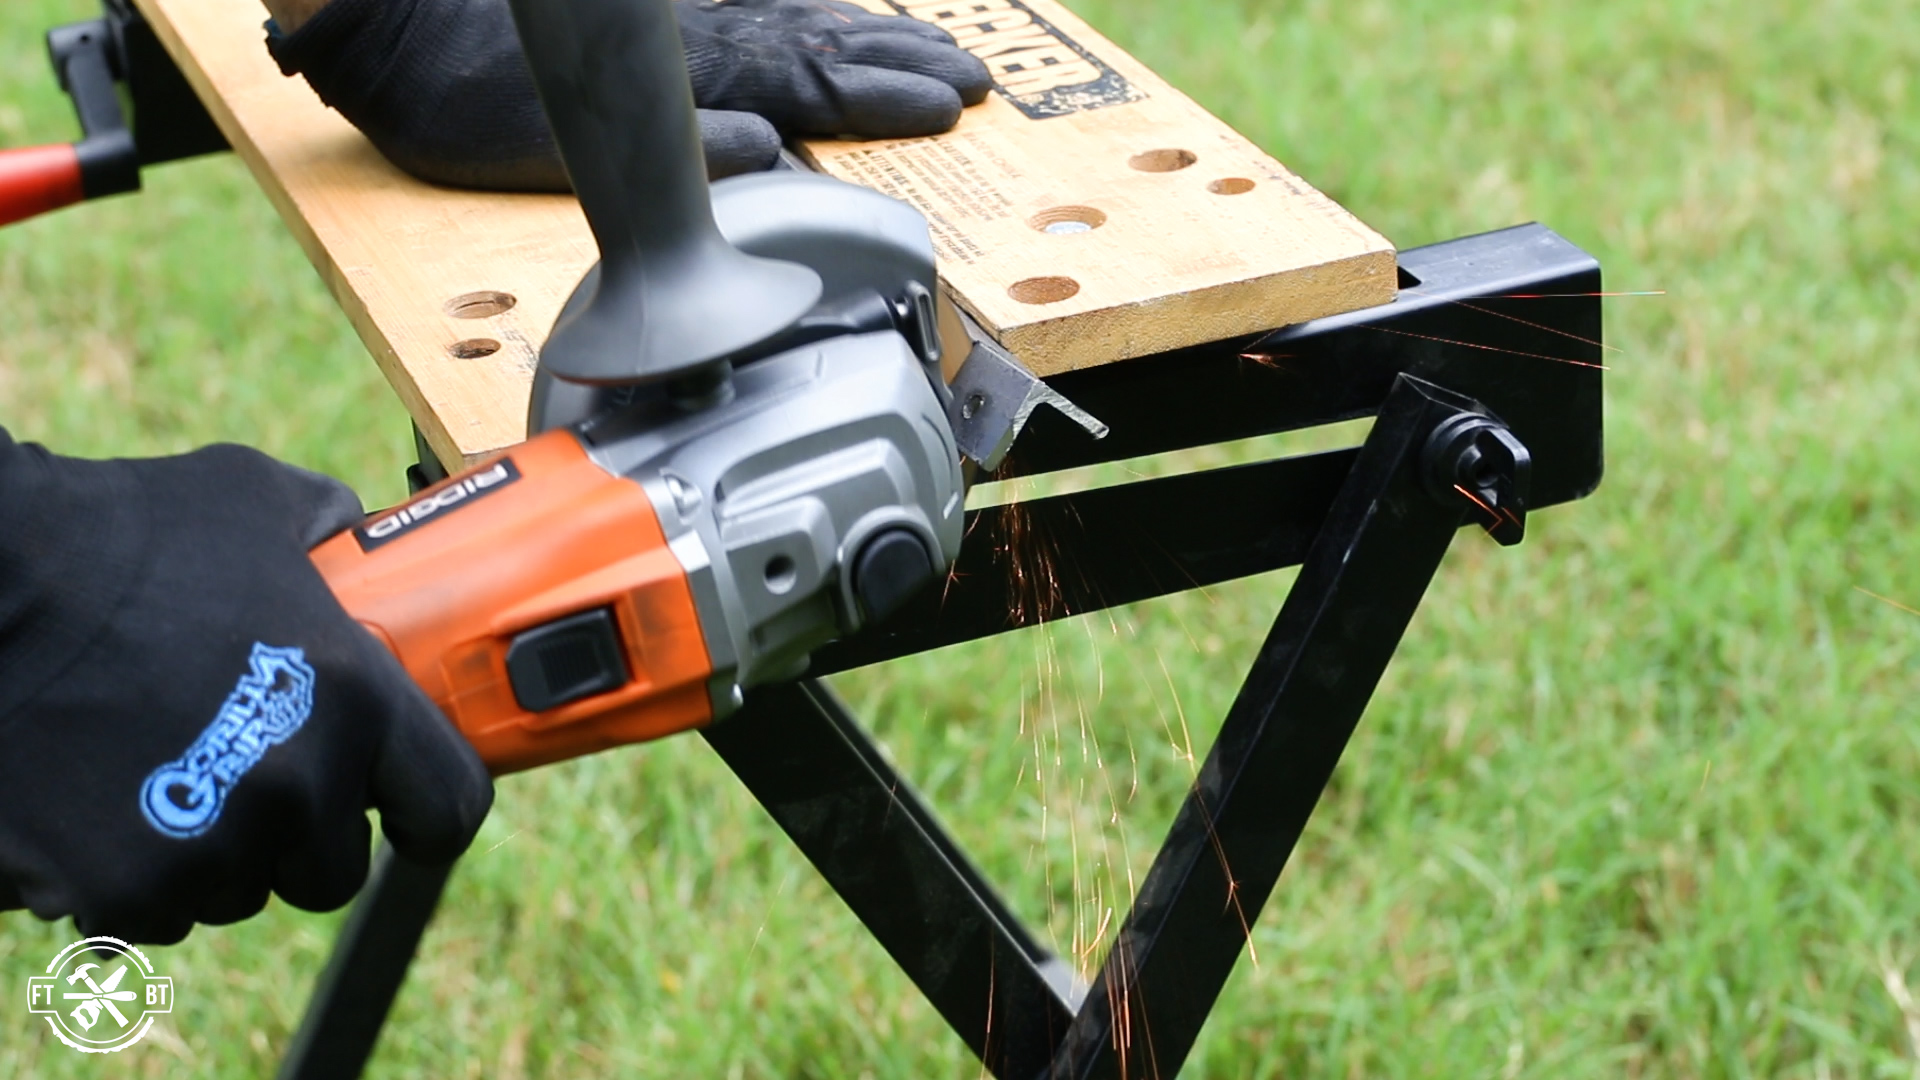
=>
[27,937,174,1053]
[354,458,521,552]
[883,0,1146,118]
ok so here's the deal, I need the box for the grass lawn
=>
[2,0,1917,1075]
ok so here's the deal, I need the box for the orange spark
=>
[1452,482,1500,519]
[1368,325,1609,370]
[1453,299,1620,353]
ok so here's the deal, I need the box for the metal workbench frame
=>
[276,224,1604,1079]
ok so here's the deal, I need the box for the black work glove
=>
[674,0,993,137]
[0,432,493,944]
[267,0,992,192]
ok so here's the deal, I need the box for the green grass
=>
[2,0,1918,1075]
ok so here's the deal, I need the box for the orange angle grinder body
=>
[309,428,715,775]
[311,305,976,777]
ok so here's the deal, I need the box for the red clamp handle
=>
[0,143,86,228]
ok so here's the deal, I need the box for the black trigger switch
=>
[506,608,630,713]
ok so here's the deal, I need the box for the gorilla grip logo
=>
[139,643,316,839]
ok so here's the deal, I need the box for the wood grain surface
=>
[813,0,1396,375]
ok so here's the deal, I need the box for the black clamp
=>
[1423,411,1531,545]
[44,1,228,202]
[46,17,139,201]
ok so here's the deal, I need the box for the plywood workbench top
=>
[132,0,1395,470]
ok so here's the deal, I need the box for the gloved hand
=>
[0,432,493,944]
[674,0,992,137]
[267,0,992,192]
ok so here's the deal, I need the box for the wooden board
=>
[812,0,1396,375]
[135,0,593,470]
[132,0,1393,469]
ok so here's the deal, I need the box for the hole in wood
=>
[444,290,517,319]
[1129,148,1196,172]
[1208,177,1256,195]
[1007,276,1080,305]
[1030,205,1107,234]
[449,338,502,359]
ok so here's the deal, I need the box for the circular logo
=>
[26,937,175,1053]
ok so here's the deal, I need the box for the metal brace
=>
[945,314,1109,473]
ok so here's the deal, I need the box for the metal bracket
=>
[947,321,1108,473]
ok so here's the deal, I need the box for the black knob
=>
[853,529,935,624]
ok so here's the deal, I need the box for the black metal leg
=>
[704,680,1081,1074]
[1048,376,1479,1079]
[276,438,460,1080]
[276,844,457,1080]
[711,376,1512,1080]
[404,424,450,493]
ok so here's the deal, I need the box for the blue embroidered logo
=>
[139,643,316,839]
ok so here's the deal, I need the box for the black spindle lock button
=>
[854,528,934,624]
[505,608,630,713]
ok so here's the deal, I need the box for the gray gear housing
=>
[534,172,965,717]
